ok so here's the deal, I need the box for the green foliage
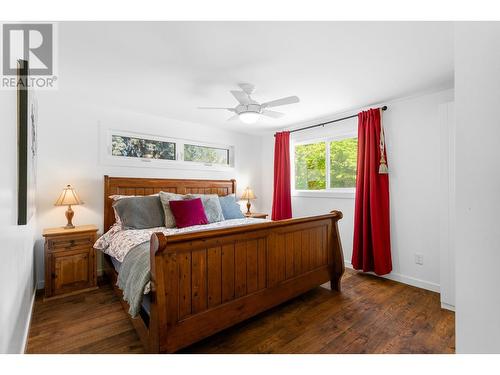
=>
[294,138,357,190]
[184,144,229,165]
[111,135,175,160]
[295,142,326,190]
[330,138,357,188]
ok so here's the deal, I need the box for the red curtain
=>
[352,109,392,275]
[272,131,292,220]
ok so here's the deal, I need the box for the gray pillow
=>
[109,194,159,228]
[159,191,186,228]
[218,194,245,219]
[186,194,225,223]
[112,195,165,230]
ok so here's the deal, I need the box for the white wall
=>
[261,88,454,292]
[455,23,500,353]
[34,91,263,288]
[439,102,456,310]
[0,91,36,354]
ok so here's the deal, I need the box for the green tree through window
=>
[184,144,229,165]
[111,135,175,160]
[294,142,326,190]
[294,137,357,190]
[330,138,357,188]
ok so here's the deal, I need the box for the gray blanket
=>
[117,241,150,317]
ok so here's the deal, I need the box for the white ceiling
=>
[59,22,454,135]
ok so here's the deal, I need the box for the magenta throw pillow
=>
[169,198,209,228]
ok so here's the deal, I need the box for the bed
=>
[100,175,345,353]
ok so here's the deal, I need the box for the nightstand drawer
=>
[47,234,94,251]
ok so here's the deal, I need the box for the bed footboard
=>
[148,211,344,353]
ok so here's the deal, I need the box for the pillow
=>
[159,191,186,228]
[218,194,245,219]
[169,198,208,228]
[186,194,225,223]
[112,195,165,230]
[109,194,159,227]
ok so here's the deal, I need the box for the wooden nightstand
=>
[43,225,98,300]
[245,213,269,219]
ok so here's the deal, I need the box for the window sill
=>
[101,155,234,172]
[292,190,355,199]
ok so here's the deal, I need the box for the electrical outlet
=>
[414,253,424,265]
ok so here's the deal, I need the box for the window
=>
[105,130,234,169]
[184,144,230,165]
[329,138,357,188]
[294,137,357,191]
[111,135,176,160]
[294,142,326,190]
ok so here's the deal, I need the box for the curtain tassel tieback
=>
[379,155,389,174]
[378,108,389,174]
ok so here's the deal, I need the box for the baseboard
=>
[441,302,455,312]
[21,286,37,354]
[344,261,440,293]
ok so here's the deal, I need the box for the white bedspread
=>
[94,217,269,263]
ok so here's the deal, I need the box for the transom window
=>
[294,137,357,191]
[112,135,176,161]
[183,144,230,165]
[108,130,234,169]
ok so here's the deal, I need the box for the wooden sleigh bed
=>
[102,175,345,353]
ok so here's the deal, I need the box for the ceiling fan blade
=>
[262,110,285,119]
[238,83,255,95]
[227,114,239,121]
[261,96,300,108]
[198,107,235,111]
[230,90,251,105]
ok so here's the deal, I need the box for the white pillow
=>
[185,194,225,223]
[159,191,186,228]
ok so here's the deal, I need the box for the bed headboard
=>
[103,176,237,232]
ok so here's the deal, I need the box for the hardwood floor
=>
[26,269,455,354]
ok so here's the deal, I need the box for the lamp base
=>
[246,200,252,215]
[64,205,75,229]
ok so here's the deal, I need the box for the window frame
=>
[182,141,232,166]
[111,133,177,162]
[102,128,235,171]
[291,133,357,199]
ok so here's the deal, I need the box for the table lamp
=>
[241,187,256,215]
[54,184,84,229]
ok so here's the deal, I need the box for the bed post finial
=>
[330,210,343,220]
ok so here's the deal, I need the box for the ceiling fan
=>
[198,83,300,124]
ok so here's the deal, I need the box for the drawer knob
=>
[70,240,75,246]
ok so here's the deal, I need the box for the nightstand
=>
[43,225,99,300]
[245,213,269,219]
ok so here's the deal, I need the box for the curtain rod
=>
[276,105,388,136]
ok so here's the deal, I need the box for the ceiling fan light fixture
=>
[198,84,299,124]
[239,111,260,124]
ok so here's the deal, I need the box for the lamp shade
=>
[54,185,84,206]
[241,187,256,200]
